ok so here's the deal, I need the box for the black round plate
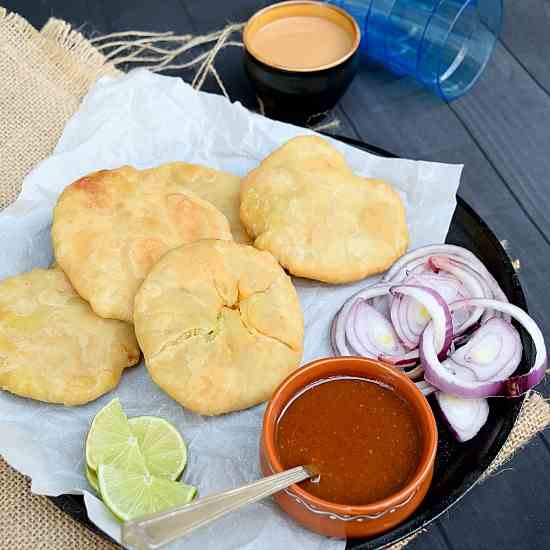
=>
[49,136,527,550]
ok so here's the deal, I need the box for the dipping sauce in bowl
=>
[277,376,421,505]
[261,357,437,539]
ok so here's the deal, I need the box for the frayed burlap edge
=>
[482,392,550,479]
[0,8,339,212]
[0,456,120,549]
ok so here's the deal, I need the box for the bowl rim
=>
[243,0,361,73]
[262,356,438,515]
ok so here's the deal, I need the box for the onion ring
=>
[421,298,546,398]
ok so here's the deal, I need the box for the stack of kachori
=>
[1,137,408,414]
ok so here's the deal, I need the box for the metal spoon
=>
[121,465,314,549]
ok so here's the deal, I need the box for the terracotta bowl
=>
[260,356,438,539]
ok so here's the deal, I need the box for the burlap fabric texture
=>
[0,6,549,549]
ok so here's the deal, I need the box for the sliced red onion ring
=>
[428,256,486,334]
[429,255,491,297]
[421,298,547,398]
[390,284,453,358]
[450,318,522,381]
[451,329,479,349]
[379,348,420,367]
[390,293,419,349]
[383,245,509,322]
[383,244,499,287]
[346,300,407,359]
[333,293,361,356]
[383,255,430,282]
[345,301,373,356]
[390,273,466,348]
[333,283,394,356]
[371,294,391,317]
[430,254,509,323]
[435,392,490,442]
[380,313,479,367]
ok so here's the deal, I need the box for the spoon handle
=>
[121,466,312,549]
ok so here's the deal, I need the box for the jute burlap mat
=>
[0,7,120,210]
[0,457,117,549]
[0,6,549,549]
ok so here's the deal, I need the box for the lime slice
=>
[85,398,146,474]
[128,416,187,481]
[98,464,196,521]
[85,465,100,494]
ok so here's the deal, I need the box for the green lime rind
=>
[128,416,187,481]
[98,464,197,522]
[85,465,100,494]
[85,398,147,474]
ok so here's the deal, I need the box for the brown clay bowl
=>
[260,356,438,539]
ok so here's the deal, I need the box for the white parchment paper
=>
[0,69,462,549]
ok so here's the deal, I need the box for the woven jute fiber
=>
[0,8,120,210]
[0,6,549,549]
[0,457,118,549]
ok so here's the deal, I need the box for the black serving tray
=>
[49,136,527,550]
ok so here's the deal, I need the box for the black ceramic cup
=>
[243,1,360,125]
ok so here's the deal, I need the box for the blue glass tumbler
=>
[328,0,503,100]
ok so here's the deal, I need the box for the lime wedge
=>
[128,416,187,481]
[85,465,100,494]
[85,398,146,474]
[98,464,197,521]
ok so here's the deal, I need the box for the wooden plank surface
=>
[501,0,550,94]
[2,0,550,548]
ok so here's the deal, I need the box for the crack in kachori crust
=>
[134,239,304,416]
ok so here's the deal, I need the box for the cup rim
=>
[243,0,361,73]
[262,356,438,515]
[434,0,503,100]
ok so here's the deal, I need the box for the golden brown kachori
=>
[0,268,140,406]
[240,136,409,283]
[134,239,304,416]
[163,162,250,244]
[52,165,233,322]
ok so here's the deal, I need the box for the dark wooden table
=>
[4,1,550,548]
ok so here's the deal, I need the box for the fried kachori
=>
[134,240,304,416]
[0,268,140,405]
[163,162,250,244]
[240,136,409,283]
[52,165,233,322]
